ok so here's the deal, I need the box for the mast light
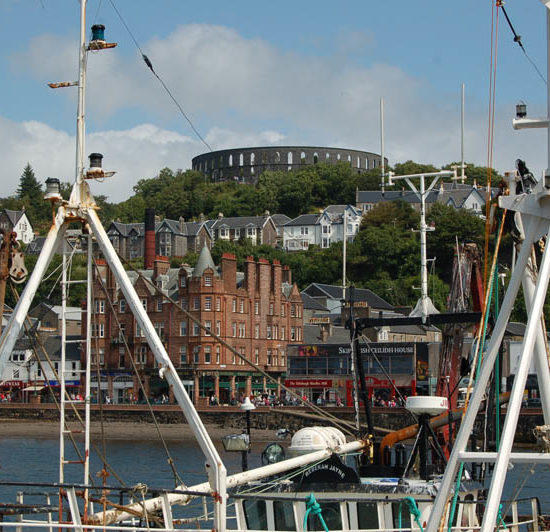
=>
[86,153,116,179]
[44,177,62,202]
[88,24,117,51]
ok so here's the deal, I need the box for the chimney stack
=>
[144,208,156,269]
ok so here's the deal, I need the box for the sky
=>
[0,0,548,202]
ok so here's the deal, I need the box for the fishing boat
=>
[1,1,550,531]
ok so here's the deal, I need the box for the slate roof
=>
[210,215,271,230]
[302,324,350,344]
[193,246,217,278]
[3,209,24,226]
[283,214,320,226]
[301,292,328,311]
[302,283,394,310]
[271,214,292,227]
[27,236,46,255]
[42,335,81,362]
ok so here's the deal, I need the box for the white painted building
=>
[0,209,34,244]
[282,205,362,251]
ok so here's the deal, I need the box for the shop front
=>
[287,342,430,406]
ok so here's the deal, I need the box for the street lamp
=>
[240,397,256,471]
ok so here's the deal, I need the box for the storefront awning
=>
[23,385,45,392]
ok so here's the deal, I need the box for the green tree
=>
[17,163,42,201]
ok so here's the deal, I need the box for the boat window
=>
[356,502,379,530]
[243,500,268,530]
[307,502,341,531]
[391,502,411,530]
[273,501,295,531]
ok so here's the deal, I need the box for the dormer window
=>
[180,276,186,288]
[204,274,213,286]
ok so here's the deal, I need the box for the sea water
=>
[1,433,550,525]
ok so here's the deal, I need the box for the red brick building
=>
[83,247,304,404]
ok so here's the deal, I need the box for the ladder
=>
[59,233,92,518]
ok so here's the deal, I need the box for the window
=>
[297,306,302,318]
[281,327,285,340]
[154,322,165,340]
[134,345,146,366]
[269,303,273,315]
[232,322,237,337]
[300,227,309,235]
[94,299,105,314]
[216,320,221,335]
[291,304,296,317]
[205,297,212,311]
[232,352,236,365]
[239,299,244,313]
[274,325,278,339]
[119,299,126,313]
[290,327,296,341]
[193,297,200,310]
[322,225,329,234]
[204,346,211,364]
[204,274,213,286]
[193,323,200,336]
[180,321,187,336]
[135,321,144,337]
[255,301,259,315]
[255,324,260,339]
[193,346,200,363]
[239,323,246,338]
[118,347,125,368]
[180,276,186,287]
[232,299,237,312]
[281,305,285,317]
[247,227,255,237]
[267,326,272,339]
[280,351,285,367]
[255,348,259,365]
[220,227,229,238]
[92,323,104,338]
[216,345,220,364]
[180,297,187,310]
[180,345,187,365]
[205,320,212,336]
[141,298,147,311]
[156,298,163,312]
[117,323,126,342]
[91,348,105,366]
[12,369,19,379]
[216,297,221,311]
[267,349,272,366]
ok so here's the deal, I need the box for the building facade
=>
[0,209,34,244]
[82,248,304,405]
[192,146,386,185]
[282,205,362,251]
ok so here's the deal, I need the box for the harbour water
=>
[1,432,550,522]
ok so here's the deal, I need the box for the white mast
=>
[380,97,385,192]
[387,170,453,322]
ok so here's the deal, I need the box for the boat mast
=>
[387,170,453,322]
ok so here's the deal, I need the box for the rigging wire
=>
[107,0,213,152]
[118,253,356,437]
[499,2,547,85]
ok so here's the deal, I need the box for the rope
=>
[118,253,355,437]
[399,497,424,532]
[92,257,186,488]
[304,493,329,532]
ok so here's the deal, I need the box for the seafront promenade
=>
[0,403,544,442]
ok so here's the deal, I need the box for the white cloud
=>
[3,23,547,205]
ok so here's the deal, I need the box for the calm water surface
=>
[1,433,550,522]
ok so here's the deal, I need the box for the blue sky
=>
[0,0,548,201]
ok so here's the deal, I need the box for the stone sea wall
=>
[0,404,543,443]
